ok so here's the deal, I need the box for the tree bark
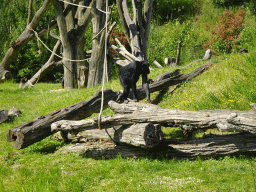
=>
[6,89,117,150]
[51,101,256,134]
[0,69,12,82]
[87,0,107,87]
[27,0,33,26]
[114,0,153,61]
[52,123,164,148]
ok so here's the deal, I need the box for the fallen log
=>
[52,123,164,148]
[0,110,10,124]
[57,132,256,159]
[52,101,256,134]
[6,89,117,150]
[161,132,256,158]
[0,108,21,124]
[135,60,213,100]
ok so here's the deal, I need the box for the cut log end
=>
[6,130,23,150]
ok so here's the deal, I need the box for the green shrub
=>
[239,17,256,50]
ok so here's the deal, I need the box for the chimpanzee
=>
[116,60,151,104]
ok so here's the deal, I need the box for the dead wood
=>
[108,101,256,133]
[51,100,256,134]
[0,108,21,124]
[57,132,256,159]
[6,89,117,150]
[52,123,164,148]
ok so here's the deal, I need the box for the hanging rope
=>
[98,0,109,130]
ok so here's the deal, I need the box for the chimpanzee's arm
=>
[142,73,151,103]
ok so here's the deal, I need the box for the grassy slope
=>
[1,1,256,191]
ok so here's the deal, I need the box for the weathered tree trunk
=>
[52,123,164,148]
[27,0,33,26]
[111,0,153,65]
[175,41,182,65]
[52,0,96,89]
[0,69,12,82]
[154,69,180,82]
[0,0,52,81]
[6,89,117,150]
[135,60,213,100]
[51,101,256,134]
[87,0,107,87]
[0,110,10,124]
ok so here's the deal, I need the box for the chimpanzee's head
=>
[138,60,150,74]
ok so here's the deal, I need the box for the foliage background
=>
[1,0,256,82]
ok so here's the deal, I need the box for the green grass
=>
[1,51,256,191]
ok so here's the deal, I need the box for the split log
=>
[52,101,256,134]
[108,101,256,133]
[6,89,117,150]
[52,123,164,148]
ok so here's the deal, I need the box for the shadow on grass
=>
[152,88,169,105]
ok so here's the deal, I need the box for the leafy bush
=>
[203,9,246,54]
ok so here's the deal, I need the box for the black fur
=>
[116,60,151,104]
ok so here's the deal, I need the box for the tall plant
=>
[204,9,246,54]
